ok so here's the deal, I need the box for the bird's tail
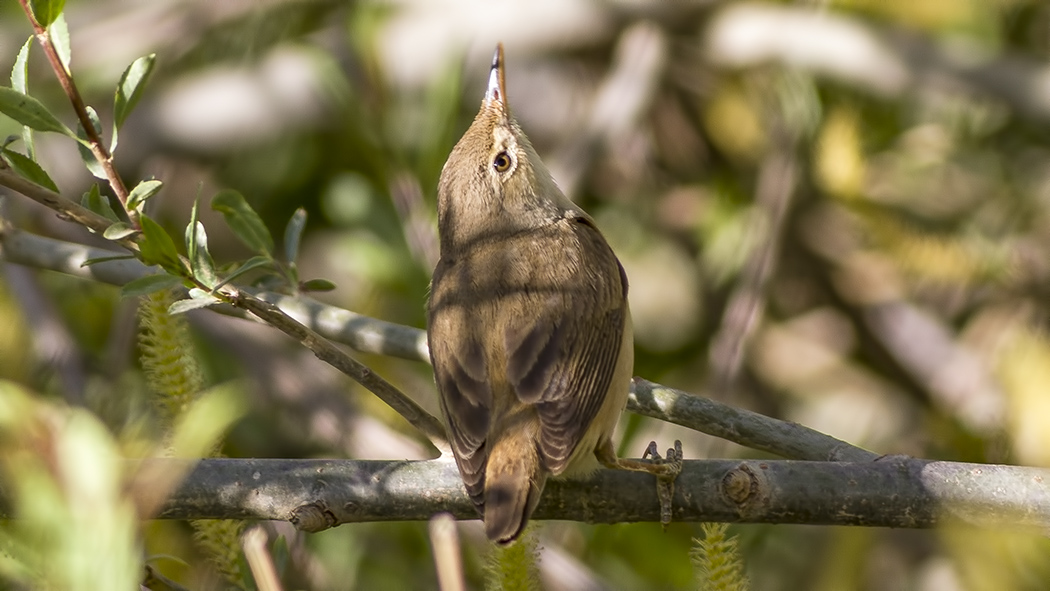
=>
[484,425,547,544]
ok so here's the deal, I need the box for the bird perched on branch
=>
[427,44,682,545]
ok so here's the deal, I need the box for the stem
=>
[15,0,135,223]
[223,287,449,451]
[0,166,138,252]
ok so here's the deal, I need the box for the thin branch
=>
[116,457,1050,531]
[0,167,131,246]
[629,379,878,462]
[224,287,448,450]
[16,0,133,217]
[0,227,878,463]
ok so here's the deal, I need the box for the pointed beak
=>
[484,43,507,111]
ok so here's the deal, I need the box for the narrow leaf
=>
[49,15,71,74]
[284,207,307,263]
[102,222,137,240]
[81,184,121,223]
[11,37,31,93]
[1,148,58,192]
[120,274,181,299]
[11,38,33,158]
[189,221,219,288]
[0,86,74,136]
[113,54,155,131]
[139,215,182,272]
[30,0,66,28]
[211,189,274,255]
[168,295,220,315]
[81,254,135,267]
[76,106,105,179]
[186,197,201,262]
[126,179,162,211]
[300,278,336,293]
[210,255,271,293]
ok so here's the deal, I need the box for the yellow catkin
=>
[138,290,203,424]
[486,526,541,591]
[138,290,248,590]
[692,523,749,591]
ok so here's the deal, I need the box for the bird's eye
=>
[493,151,512,173]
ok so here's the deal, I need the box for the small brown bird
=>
[427,44,682,544]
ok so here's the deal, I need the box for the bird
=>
[426,43,682,545]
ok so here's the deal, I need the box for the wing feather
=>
[504,219,627,474]
[428,285,492,509]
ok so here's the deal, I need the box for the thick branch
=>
[0,228,875,462]
[144,457,1050,531]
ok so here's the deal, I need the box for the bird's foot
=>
[595,438,684,528]
[642,440,683,528]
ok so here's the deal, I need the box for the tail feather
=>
[484,431,546,544]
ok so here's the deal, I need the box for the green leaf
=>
[186,197,201,262]
[102,222,137,240]
[126,179,162,211]
[11,38,31,93]
[49,14,71,74]
[211,189,274,255]
[120,274,181,298]
[81,184,121,223]
[168,290,220,315]
[113,54,155,147]
[80,254,135,267]
[76,106,105,179]
[30,0,66,28]
[189,221,219,288]
[138,215,182,272]
[284,207,307,263]
[11,37,33,158]
[300,278,336,292]
[1,148,58,192]
[0,86,74,136]
[210,255,271,293]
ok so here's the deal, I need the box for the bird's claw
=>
[643,440,683,528]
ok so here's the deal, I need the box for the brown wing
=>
[427,269,492,510]
[503,218,628,473]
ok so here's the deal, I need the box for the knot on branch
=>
[721,462,767,516]
[290,501,337,533]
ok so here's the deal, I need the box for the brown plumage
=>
[427,44,677,544]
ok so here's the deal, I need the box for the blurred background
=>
[2,0,1050,589]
